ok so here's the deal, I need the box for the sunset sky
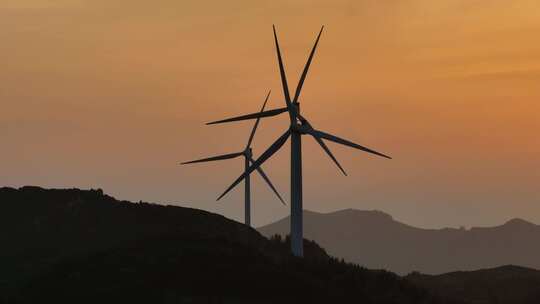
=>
[2,0,539,228]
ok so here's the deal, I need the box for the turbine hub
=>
[291,123,309,134]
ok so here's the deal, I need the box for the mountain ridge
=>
[258,208,540,274]
[261,208,537,231]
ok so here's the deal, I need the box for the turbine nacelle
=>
[291,122,310,134]
[243,147,253,158]
[289,102,301,121]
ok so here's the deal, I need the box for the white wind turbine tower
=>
[181,91,285,227]
[208,26,391,257]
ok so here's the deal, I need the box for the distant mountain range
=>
[258,209,540,275]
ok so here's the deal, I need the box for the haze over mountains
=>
[258,209,540,275]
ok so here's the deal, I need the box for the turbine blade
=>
[206,107,287,125]
[311,134,347,176]
[309,129,392,159]
[249,156,286,205]
[293,26,324,104]
[273,25,294,120]
[217,129,291,201]
[246,90,271,149]
[181,152,243,165]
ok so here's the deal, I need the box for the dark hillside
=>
[407,265,540,304]
[0,186,448,304]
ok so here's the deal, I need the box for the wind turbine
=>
[207,26,391,257]
[181,91,285,227]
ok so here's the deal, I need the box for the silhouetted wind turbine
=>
[207,26,391,257]
[181,91,285,227]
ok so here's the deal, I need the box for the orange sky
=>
[1,0,539,228]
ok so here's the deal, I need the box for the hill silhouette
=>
[258,209,540,274]
[0,186,447,304]
[407,265,540,304]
